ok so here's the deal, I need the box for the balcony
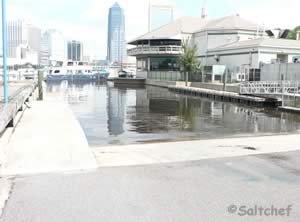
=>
[128,46,182,56]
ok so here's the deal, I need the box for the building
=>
[128,16,209,79]
[6,20,41,64]
[67,40,83,62]
[129,15,300,82]
[148,3,174,31]
[41,30,65,66]
[107,2,127,64]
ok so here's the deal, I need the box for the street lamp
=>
[1,0,8,104]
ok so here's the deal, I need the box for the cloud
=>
[6,0,179,59]
[5,0,299,59]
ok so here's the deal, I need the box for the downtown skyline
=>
[4,0,300,59]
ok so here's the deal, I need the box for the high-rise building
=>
[107,2,127,64]
[41,30,65,66]
[6,20,41,59]
[67,40,83,62]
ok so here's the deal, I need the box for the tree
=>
[287,26,300,39]
[178,39,201,86]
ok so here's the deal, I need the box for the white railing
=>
[128,46,182,56]
[240,81,300,96]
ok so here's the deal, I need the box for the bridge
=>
[240,81,300,97]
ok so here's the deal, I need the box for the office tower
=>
[41,30,65,66]
[67,40,83,62]
[107,2,127,64]
[6,20,41,59]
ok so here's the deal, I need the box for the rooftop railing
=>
[128,46,182,56]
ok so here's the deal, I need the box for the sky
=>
[6,0,300,59]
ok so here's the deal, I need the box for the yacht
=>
[46,61,109,81]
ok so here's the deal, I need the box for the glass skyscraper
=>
[107,2,127,64]
[67,40,83,62]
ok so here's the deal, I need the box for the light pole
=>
[2,0,8,104]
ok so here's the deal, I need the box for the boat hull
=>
[46,73,109,82]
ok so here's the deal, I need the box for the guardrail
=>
[128,46,182,56]
[240,81,300,96]
[0,83,37,135]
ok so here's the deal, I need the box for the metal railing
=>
[240,81,300,96]
[148,71,182,81]
[128,46,182,56]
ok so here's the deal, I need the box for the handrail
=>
[128,46,182,55]
[240,81,300,95]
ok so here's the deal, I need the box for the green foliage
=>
[287,26,300,39]
[178,39,201,74]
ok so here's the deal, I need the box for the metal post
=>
[2,0,8,104]
[38,71,44,101]
[223,68,227,92]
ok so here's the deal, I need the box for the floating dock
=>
[0,81,37,135]
[110,78,146,86]
[278,106,300,114]
[168,85,280,106]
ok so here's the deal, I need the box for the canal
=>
[47,81,300,147]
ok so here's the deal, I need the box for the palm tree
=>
[178,39,201,86]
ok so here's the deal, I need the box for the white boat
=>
[46,61,109,81]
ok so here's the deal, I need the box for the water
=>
[47,81,300,147]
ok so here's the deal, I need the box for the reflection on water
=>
[46,81,300,146]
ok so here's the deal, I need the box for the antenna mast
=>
[201,0,207,19]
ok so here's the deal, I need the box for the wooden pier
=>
[0,81,37,135]
[168,85,280,107]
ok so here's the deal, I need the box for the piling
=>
[38,71,44,101]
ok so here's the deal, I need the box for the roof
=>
[197,15,259,32]
[209,38,300,52]
[128,17,210,44]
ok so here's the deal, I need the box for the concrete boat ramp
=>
[0,97,98,176]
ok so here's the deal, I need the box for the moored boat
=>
[46,61,110,81]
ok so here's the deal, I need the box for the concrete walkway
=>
[93,134,300,167]
[0,99,97,176]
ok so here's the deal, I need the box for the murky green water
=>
[47,81,300,147]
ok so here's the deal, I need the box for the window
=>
[150,57,179,71]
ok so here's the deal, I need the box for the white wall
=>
[193,31,258,56]
[204,53,259,71]
[261,63,300,81]
[258,53,277,64]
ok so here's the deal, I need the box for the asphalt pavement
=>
[1,150,300,222]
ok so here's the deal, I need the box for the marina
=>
[1,1,300,221]
[46,81,300,147]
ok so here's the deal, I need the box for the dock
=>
[278,106,300,114]
[0,81,37,135]
[168,85,280,106]
[110,78,146,86]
